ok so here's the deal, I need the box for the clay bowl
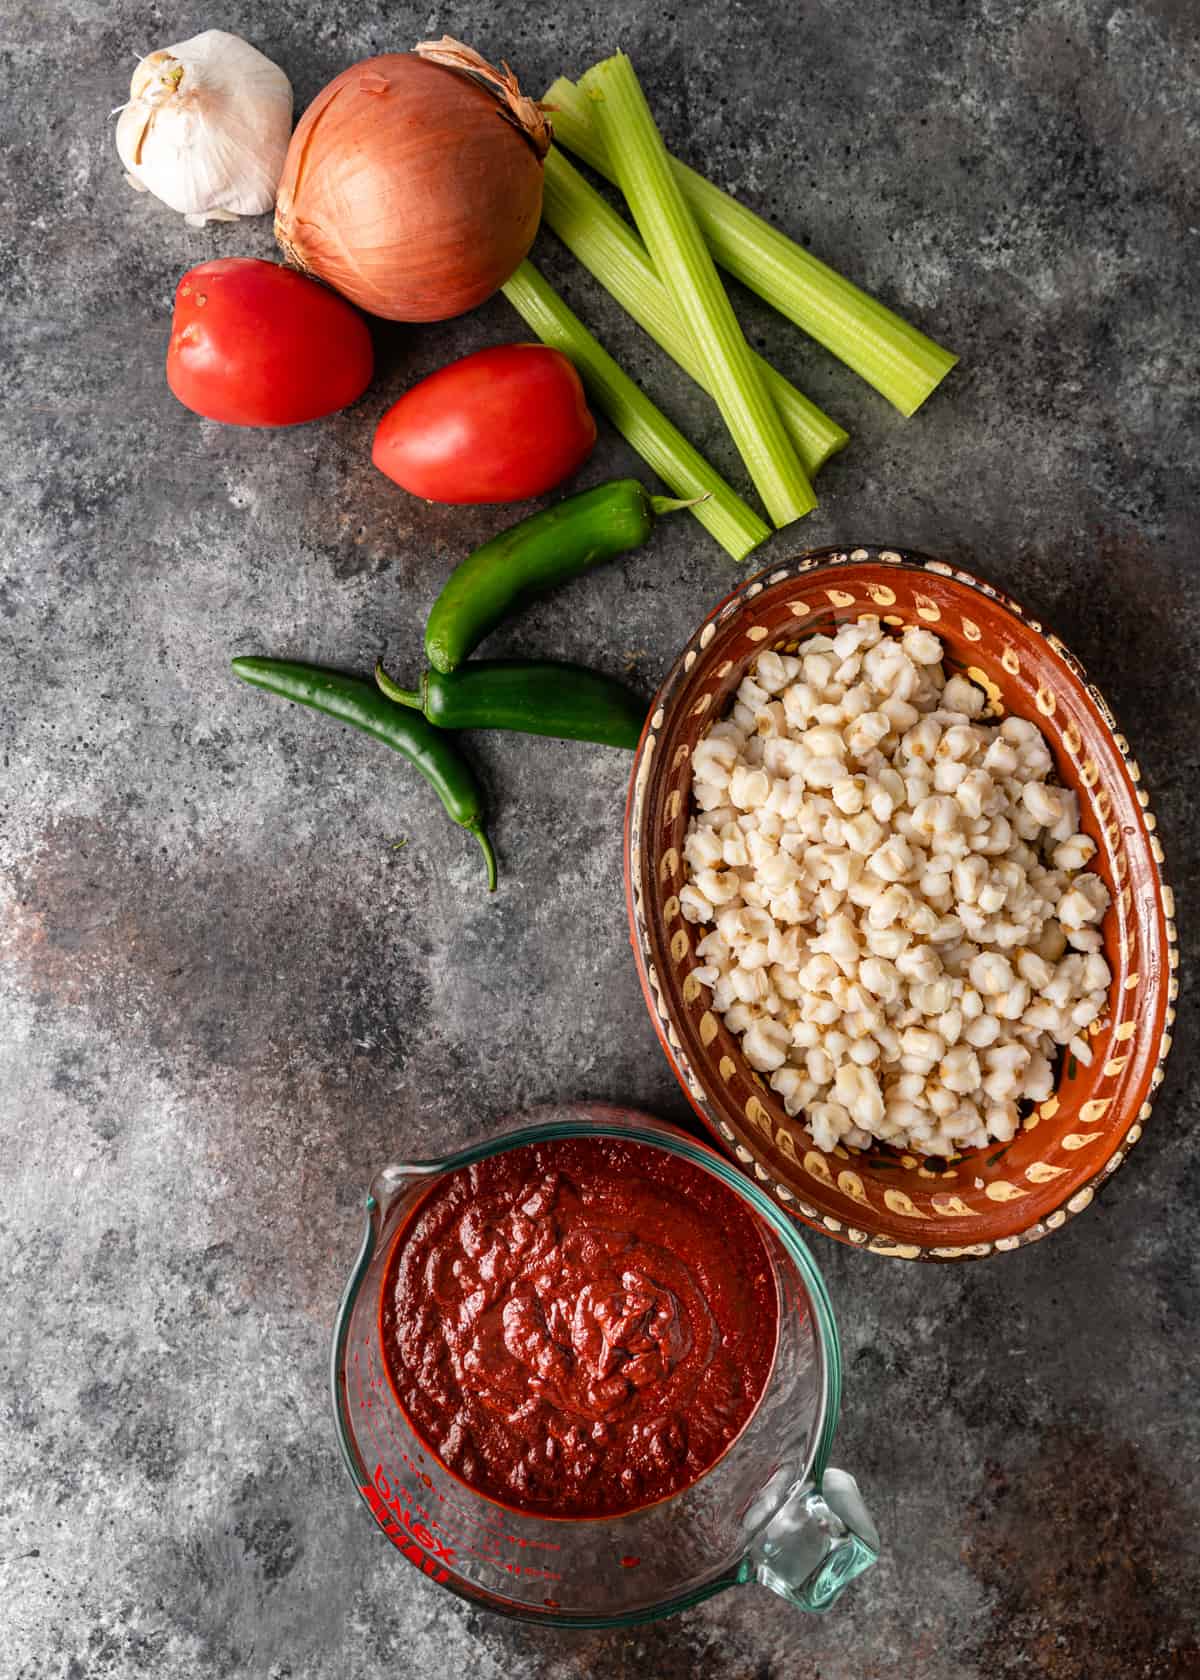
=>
[626,547,1176,1260]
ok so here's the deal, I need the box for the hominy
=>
[682,617,1112,1157]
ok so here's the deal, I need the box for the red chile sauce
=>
[379,1135,778,1519]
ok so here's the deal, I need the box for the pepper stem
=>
[374,660,423,710]
[468,823,499,892]
[650,492,713,516]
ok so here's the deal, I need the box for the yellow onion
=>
[274,38,551,322]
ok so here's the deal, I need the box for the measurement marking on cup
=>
[362,1465,455,1582]
[351,1340,564,1590]
[353,1366,444,1538]
[356,1356,563,1555]
[356,1354,449,1535]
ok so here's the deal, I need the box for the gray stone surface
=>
[2,0,1198,1674]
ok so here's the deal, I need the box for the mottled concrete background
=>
[2,0,1198,1675]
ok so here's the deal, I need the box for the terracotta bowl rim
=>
[624,544,1177,1262]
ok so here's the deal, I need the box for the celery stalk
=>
[501,260,769,562]
[542,148,848,479]
[545,75,957,417]
[581,54,815,528]
[543,76,613,174]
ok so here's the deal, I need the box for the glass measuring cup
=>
[331,1104,879,1626]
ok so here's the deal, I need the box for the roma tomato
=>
[372,345,596,504]
[166,258,374,427]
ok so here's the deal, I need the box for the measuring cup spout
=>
[746,1467,879,1613]
[366,1159,445,1220]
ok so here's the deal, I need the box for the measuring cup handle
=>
[746,1466,879,1612]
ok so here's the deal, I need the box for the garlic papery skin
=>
[116,30,292,225]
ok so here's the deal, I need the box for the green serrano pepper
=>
[231,657,497,891]
[424,478,694,674]
[376,659,646,750]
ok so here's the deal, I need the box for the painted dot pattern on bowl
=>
[625,549,1175,1261]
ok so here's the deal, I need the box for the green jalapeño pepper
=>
[424,477,695,674]
[232,657,497,890]
[375,659,646,750]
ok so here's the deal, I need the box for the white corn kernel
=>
[1053,833,1096,871]
[832,777,865,815]
[743,1017,791,1071]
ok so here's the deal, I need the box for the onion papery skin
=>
[274,54,545,322]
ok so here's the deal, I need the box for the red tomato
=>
[372,345,597,504]
[166,258,374,427]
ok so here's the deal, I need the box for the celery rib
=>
[545,75,957,418]
[542,148,848,480]
[581,55,815,528]
[501,260,769,562]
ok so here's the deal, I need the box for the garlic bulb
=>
[116,30,292,226]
